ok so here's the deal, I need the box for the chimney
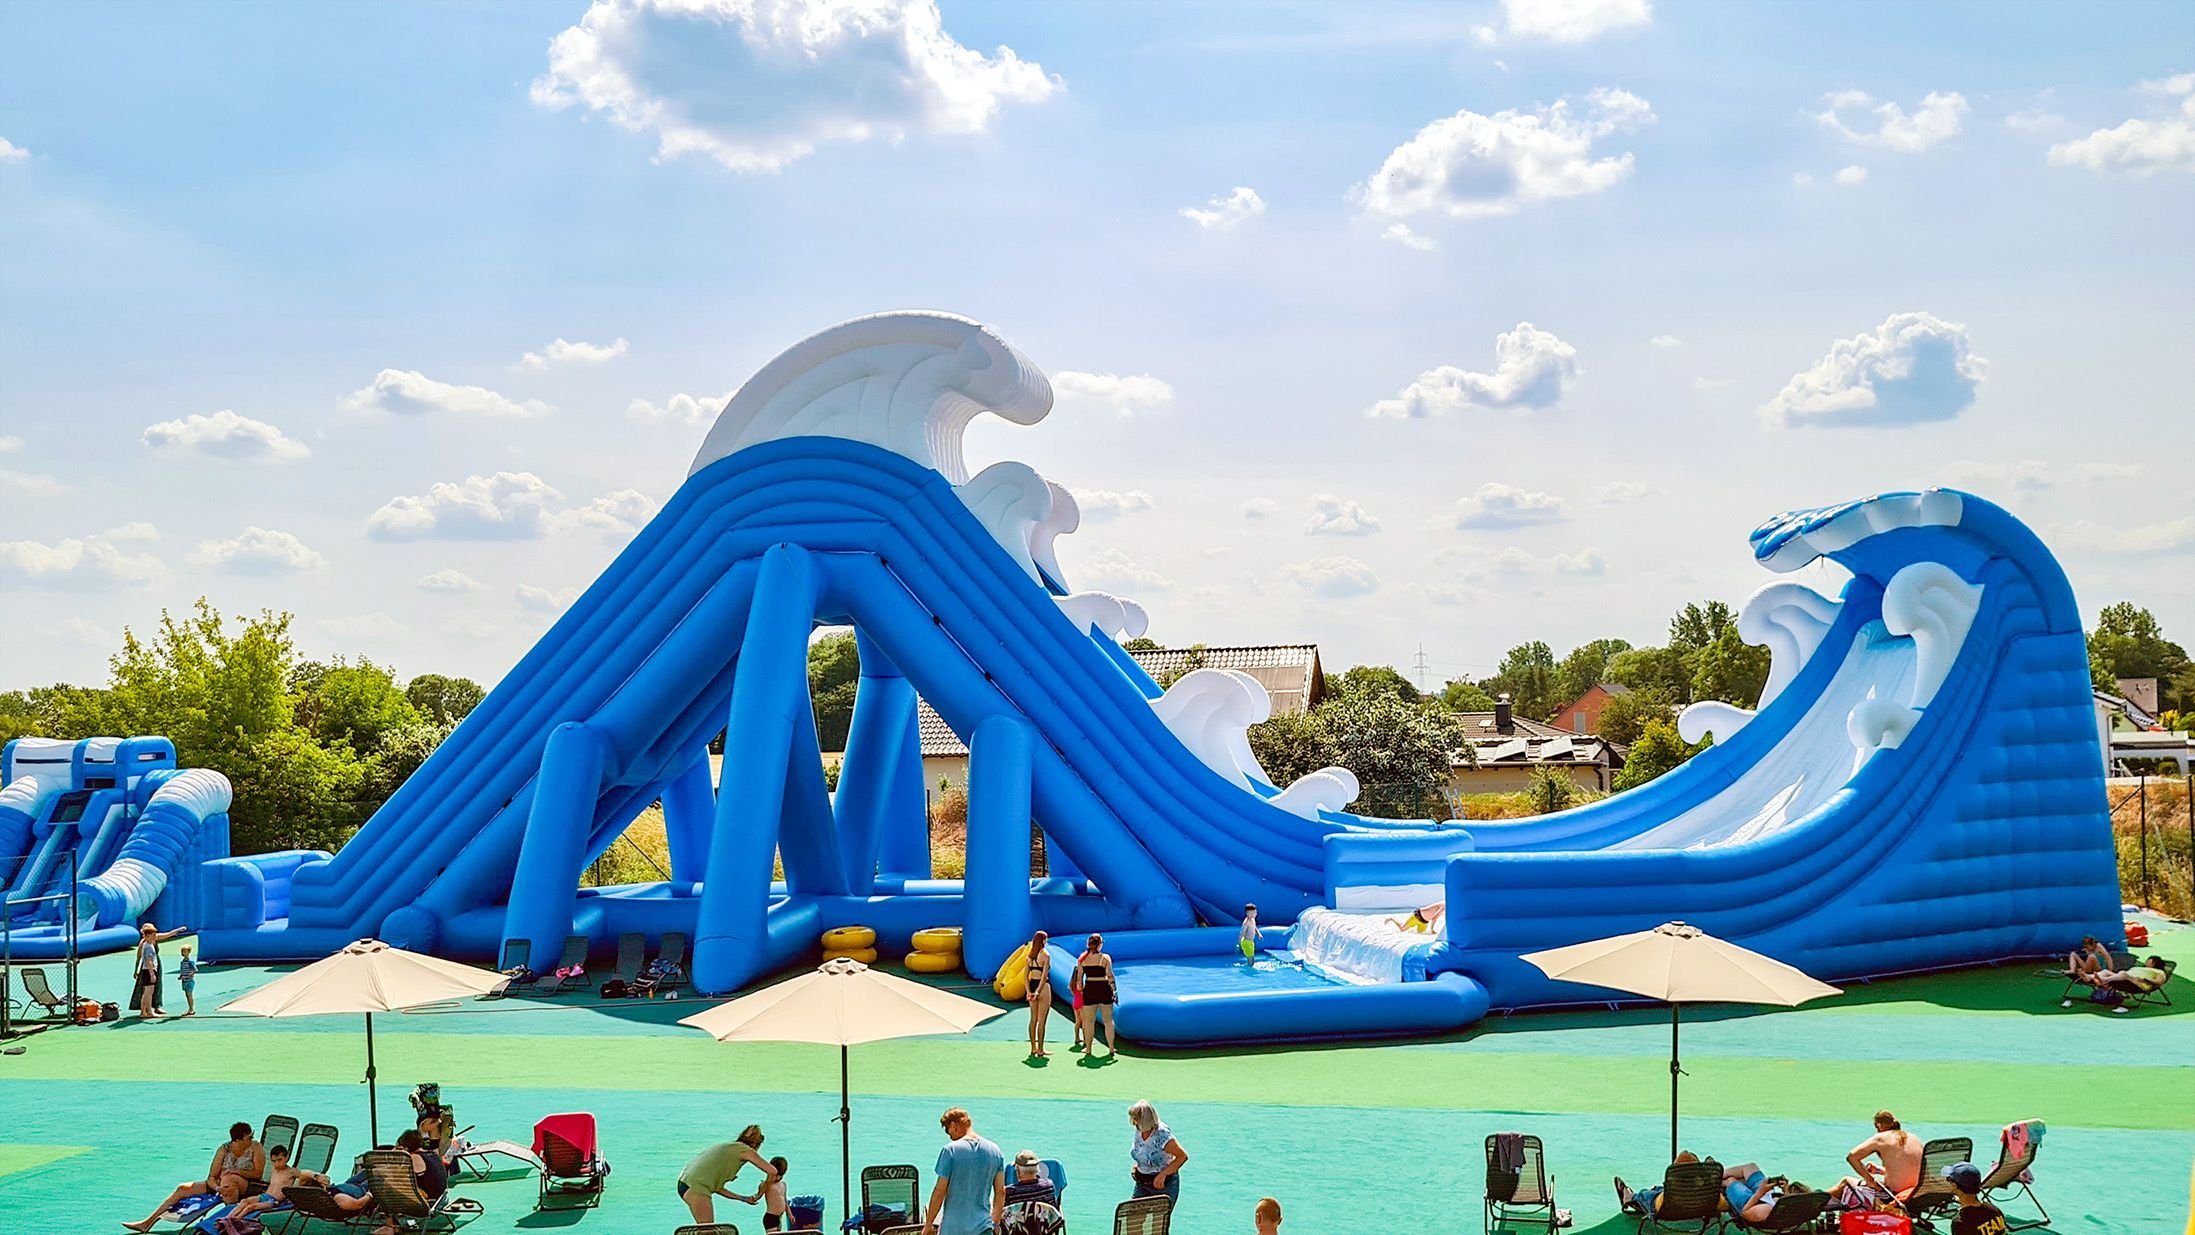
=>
[1495,693,1513,735]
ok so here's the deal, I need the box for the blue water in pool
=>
[1111,952,1352,996]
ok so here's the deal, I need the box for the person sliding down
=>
[1385,901,1444,934]
[1238,904,1258,962]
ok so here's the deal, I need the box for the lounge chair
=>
[365,1148,482,1232]
[533,1112,607,1210]
[1899,1135,1973,1229]
[296,1123,340,1177]
[449,1135,540,1182]
[491,940,541,997]
[861,1163,921,1230]
[1977,1125,2048,1232]
[1113,1195,1172,1235]
[1002,1200,1066,1235]
[549,936,590,994]
[609,932,645,989]
[17,966,70,1019]
[274,1181,375,1233]
[661,931,689,986]
[1037,1156,1067,1204]
[674,1226,741,1235]
[1733,1189,1830,1232]
[245,1115,302,1194]
[1484,1132,1557,1232]
[1638,1160,1724,1233]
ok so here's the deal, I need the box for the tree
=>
[404,674,485,726]
[0,691,46,746]
[1598,687,1676,747]
[1606,646,1691,703]
[1524,764,1578,814]
[1668,600,1739,656]
[807,631,861,751]
[1331,664,1420,702]
[1688,624,1772,708]
[1483,641,1560,720]
[1612,717,1700,791]
[1121,637,1160,652]
[299,658,422,754]
[1555,638,1632,710]
[1438,679,1497,712]
[2088,602,2192,711]
[1245,710,1341,788]
[1315,691,1466,818]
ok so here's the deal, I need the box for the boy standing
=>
[179,944,199,1017]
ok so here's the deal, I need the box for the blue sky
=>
[3,0,2190,692]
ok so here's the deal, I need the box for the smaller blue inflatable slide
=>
[166,310,2117,1047]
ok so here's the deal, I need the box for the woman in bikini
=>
[123,1121,264,1231]
[1072,933,1118,1059]
[1024,929,1054,1058]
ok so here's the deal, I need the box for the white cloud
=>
[1050,371,1175,416]
[1280,555,1380,598]
[1649,335,1683,349]
[0,435,20,453]
[1367,323,1578,418]
[2005,108,2068,136]
[516,583,583,612]
[2048,74,2195,176]
[1498,0,1650,43]
[1077,547,1173,593]
[531,0,1060,173]
[0,138,28,163]
[345,370,550,418]
[1449,482,1570,529]
[1763,311,1985,429]
[2051,516,2195,555]
[0,532,164,590]
[1940,459,2143,494]
[1594,480,1654,504]
[1070,488,1155,520]
[318,613,411,642]
[1380,222,1439,251]
[0,469,70,497]
[1792,171,1814,187]
[1552,547,1607,575]
[366,473,652,542]
[1834,164,1869,185]
[1354,88,1654,224]
[1818,90,1968,152]
[417,568,484,594]
[101,521,159,543]
[46,618,112,646]
[517,337,629,369]
[140,409,311,461]
[187,526,327,575]
[1241,497,1278,520]
[1179,186,1266,230]
[1415,581,1480,606]
[628,390,731,425]
[1304,494,1383,536]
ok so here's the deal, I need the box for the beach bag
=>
[788,1194,825,1229]
[100,1001,121,1022]
[2124,921,2150,947]
[600,978,629,999]
[73,999,103,1026]
[1840,1213,1910,1234]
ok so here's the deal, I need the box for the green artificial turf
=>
[5,920,2191,1234]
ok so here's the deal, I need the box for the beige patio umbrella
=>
[679,956,1006,1225]
[1521,921,1841,1160]
[222,938,510,1143]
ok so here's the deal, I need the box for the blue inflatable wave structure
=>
[191,311,2118,1049]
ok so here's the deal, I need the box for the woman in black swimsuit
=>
[1025,929,1054,1058]
[1072,933,1118,1059]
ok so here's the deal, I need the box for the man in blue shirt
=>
[923,1106,1004,1235]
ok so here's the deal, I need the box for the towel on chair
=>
[1494,1132,1526,1174]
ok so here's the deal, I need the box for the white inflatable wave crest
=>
[1149,669,1360,819]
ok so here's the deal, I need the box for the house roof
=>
[1452,710,1573,739]
[1452,732,1619,768]
[916,643,1325,758]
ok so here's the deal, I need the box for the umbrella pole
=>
[365,1011,380,1146]
[840,1044,852,1228]
[1668,1002,1680,1162]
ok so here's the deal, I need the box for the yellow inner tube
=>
[823,947,878,964]
[821,926,877,950]
[992,942,1033,1002]
[910,927,962,954]
[905,949,961,974]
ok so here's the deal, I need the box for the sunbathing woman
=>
[123,1122,264,1231]
[2064,937,2114,978]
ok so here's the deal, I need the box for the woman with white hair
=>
[1126,1099,1189,1209]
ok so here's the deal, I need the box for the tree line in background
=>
[0,600,484,855]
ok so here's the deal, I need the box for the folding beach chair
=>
[17,967,70,1019]
[245,1116,302,1194]
[1733,1189,1830,1232]
[1113,1194,1172,1235]
[1002,1201,1066,1235]
[296,1123,340,1176]
[449,1134,540,1183]
[1639,1160,1724,1233]
[365,1148,483,1232]
[608,932,645,989]
[275,1181,375,1233]
[1484,1132,1557,1232]
[659,931,689,989]
[1037,1157,1068,1205]
[860,1164,920,1230]
[2074,957,2178,1012]
[674,1226,741,1235]
[533,1112,608,1209]
[549,936,590,994]
[1978,1124,2048,1232]
[490,940,541,997]
[1899,1135,1973,1228]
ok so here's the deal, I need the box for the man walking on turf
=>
[923,1106,1003,1235]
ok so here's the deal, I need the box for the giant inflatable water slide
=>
[196,311,2121,1044]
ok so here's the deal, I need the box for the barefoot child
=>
[736,1155,792,1231]
[179,944,199,1017]
[1239,904,1259,961]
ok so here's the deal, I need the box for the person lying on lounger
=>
[1614,1150,1701,1216]
[2063,955,2170,1011]
[2063,937,2115,978]
[223,1145,331,1226]
[1719,1163,1807,1224]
